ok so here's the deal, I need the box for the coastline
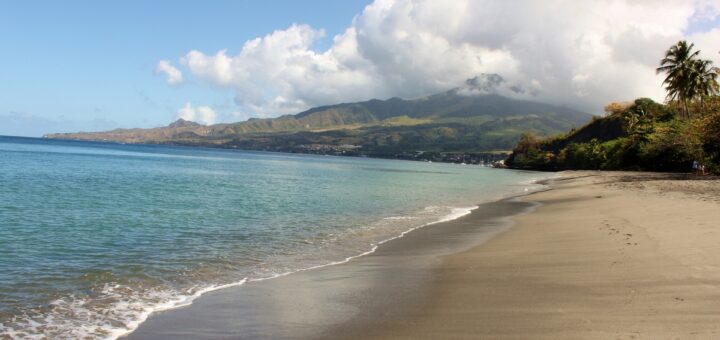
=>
[115,205,485,339]
[126,171,720,339]
[125,190,541,339]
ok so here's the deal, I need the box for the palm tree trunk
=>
[681,97,686,119]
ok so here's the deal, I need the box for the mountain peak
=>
[168,118,201,128]
[458,74,538,97]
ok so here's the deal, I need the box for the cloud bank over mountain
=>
[158,0,720,120]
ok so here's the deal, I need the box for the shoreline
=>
[126,170,720,339]
[117,174,551,339]
[115,204,498,339]
[124,187,543,339]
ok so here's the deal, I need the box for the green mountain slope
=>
[45,89,593,157]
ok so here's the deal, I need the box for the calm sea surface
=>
[0,136,548,338]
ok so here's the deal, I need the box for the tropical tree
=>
[689,59,719,111]
[657,40,699,119]
[657,41,720,118]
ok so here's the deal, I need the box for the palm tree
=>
[657,40,700,118]
[690,59,719,112]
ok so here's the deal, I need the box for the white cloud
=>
[155,60,184,85]
[163,0,720,118]
[176,102,216,125]
[688,27,720,64]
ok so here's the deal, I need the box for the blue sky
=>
[0,0,371,136]
[2,0,719,137]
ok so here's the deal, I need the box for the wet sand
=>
[126,197,537,339]
[126,171,720,339]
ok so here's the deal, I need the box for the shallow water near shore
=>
[0,136,548,339]
[128,198,538,340]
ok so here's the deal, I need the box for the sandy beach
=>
[348,171,720,339]
[127,171,720,339]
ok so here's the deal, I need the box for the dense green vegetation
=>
[507,41,720,174]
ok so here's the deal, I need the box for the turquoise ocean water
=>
[0,136,549,339]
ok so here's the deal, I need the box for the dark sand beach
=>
[126,171,720,339]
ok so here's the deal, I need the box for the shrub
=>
[699,111,720,173]
[506,98,720,174]
[600,138,632,169]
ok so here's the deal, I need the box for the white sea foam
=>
[382,216,418,220]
